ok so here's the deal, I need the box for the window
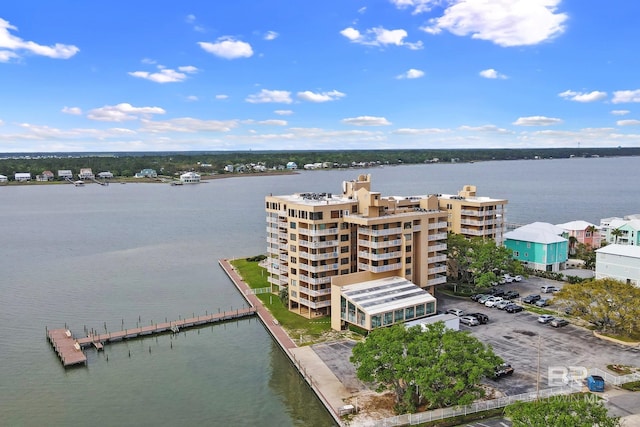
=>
[290,233,297,241]
[291,291,297,298]
[405,268,411,276]
[513,251,519,257]
[340,234,349,242]
[290,256,297,263]
[290,222,296,229]
[405,257,412,264]
[341,269,350,274]
[290,268,296,275]
[394,309,404,323]
[524,252,528,258]
[383,312,393,325]
[371,315,381,328]
[310,212,323,220]
[340,246,349,253]
[404,233,412,241]
[527,242,531,248]
[289,245,297,252]
[341,257,349,265]
[405,307,415,320]
[426,301,435,314]
[416,304,425,317]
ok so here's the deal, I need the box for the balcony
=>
[358,250,402,261]
[298,239,340,249]
[358,226,403,237]
[299,298,332,309]
[298,274,332,285]
[428,265,447,274]
[427,233,447,241]
[461,218,495,226]
[427,275,447,286]
[429,243,447,252]
[428,222,448,230]
[460,228,496,236]
[427,254,447,263]
[298,286,332,297]
[299,251,339,261]
[268,276,287,286]
[298,261,339,273]
[358,262,402,273]
[460,209,495,217]
[357,239,402,249]
[298,227,339,236]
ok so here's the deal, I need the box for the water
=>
[0,156,638,426]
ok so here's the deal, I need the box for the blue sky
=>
[1,0,640,152]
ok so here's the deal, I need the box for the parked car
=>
[460,315,480,326]
[503,274,514,283]
[470,293,487,302]
[513,275,523,282]
[523,294,542,304]
[550,318,569,328]
[541,285,560,293]
[467,313,489,324]
[535,298,550,307]
[505,304,524,313]
[478,295,492,304]
[538,314,555,324]
[504,290,520,300]
[446,308,465,317]
[494,363,514,378]
[495,300,511,310]
[488,288,506,297]
[485,296,504,308]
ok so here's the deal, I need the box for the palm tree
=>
[568,235,578,256]
[611,228,623,244]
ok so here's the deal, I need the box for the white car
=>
[446,308,465,317]
[503,274,514,283]
[513,275,523,282]
[459,315,480,326]
[485,297,504,308]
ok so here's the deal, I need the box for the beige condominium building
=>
[438,185,507,244]
[265,174,448,319]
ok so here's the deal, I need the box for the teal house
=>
[504,222,568,272]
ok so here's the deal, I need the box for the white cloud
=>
[616,119,640,126]
[513,116,563,126]
[558,90,607,102]
[198,37,253,59]
[340,26,423,50]
[0,18,79,60]
[128,65,198,83]
[257,119,287,126]
[246,89,292,104]
[358,7,367,14]
[419,0,567,47]
[186,95,198,102]
[141,57,156,65]
[392,127,449,135]
[479,68,507,79]
[611,110,630,116]
[390,0,440,15]
[87,103,166,122]
[459,124,512,134]
[297,90,346,102]
[62,106,82,115]
[342,116,391,126]
[274,110,293,116]
[396,68,425,79]
[140,117,237,133]
[215,94,229,100]
[264,31,279,41]
[185,14,196,24]
[612,89,640,104]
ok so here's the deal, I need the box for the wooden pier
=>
[47,307,256,367]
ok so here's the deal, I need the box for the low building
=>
[15,172,31,182]
[286,161,298,170]
[179,171,201,183]
[0,174,7,183]
[97,171,114,179]
[556,220,601,248]
[595,244,640,286]
[58,170,73,180]
[78,168,94,179]
[331,274,437,331]
[600,214,640,246]
[135,169,157,178]
[36,171,55,182]
[405,313,459,331]
[504,222,568,272]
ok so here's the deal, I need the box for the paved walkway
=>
[219,259,349,425]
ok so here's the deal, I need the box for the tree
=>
[446,233,475,284]
[350,323,502,414]
[568,236,578,256]
[554,278,640,337]
[574,243,596,269]
[610,228,623,244]
[505,396,621,427]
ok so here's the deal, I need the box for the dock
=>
[47,308,256,367]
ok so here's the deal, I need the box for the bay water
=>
[0,156,638,426]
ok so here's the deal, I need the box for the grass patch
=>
[607,364,634,375]
[621,381,640,392]
[599,332,640,343]
[230,257,331,341]
[524,306,556,316]
[412,408,505,427]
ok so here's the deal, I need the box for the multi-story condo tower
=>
[266,174,448,318]
[438,185,507,244]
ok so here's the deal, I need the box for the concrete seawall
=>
[219,259,348,426]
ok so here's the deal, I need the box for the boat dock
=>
[47,308,256,367]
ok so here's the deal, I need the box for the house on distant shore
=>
[135,168,157,178]
[504,222,568,272]
[97,171,114,179]
[15,172,31,182]
[58,170,73,180]
[596,244,640,286]
[556,220,601,248]
[600,215,640,246]
[36,171,55,182]
[286,161,297,170]
[0,174,7,183]
[179,171,200,183]
[78,168,95,179]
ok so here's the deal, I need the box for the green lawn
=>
[230,257,331,341]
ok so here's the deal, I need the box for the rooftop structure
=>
[595,244,640,286]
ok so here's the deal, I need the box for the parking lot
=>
[437,276,640,395]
